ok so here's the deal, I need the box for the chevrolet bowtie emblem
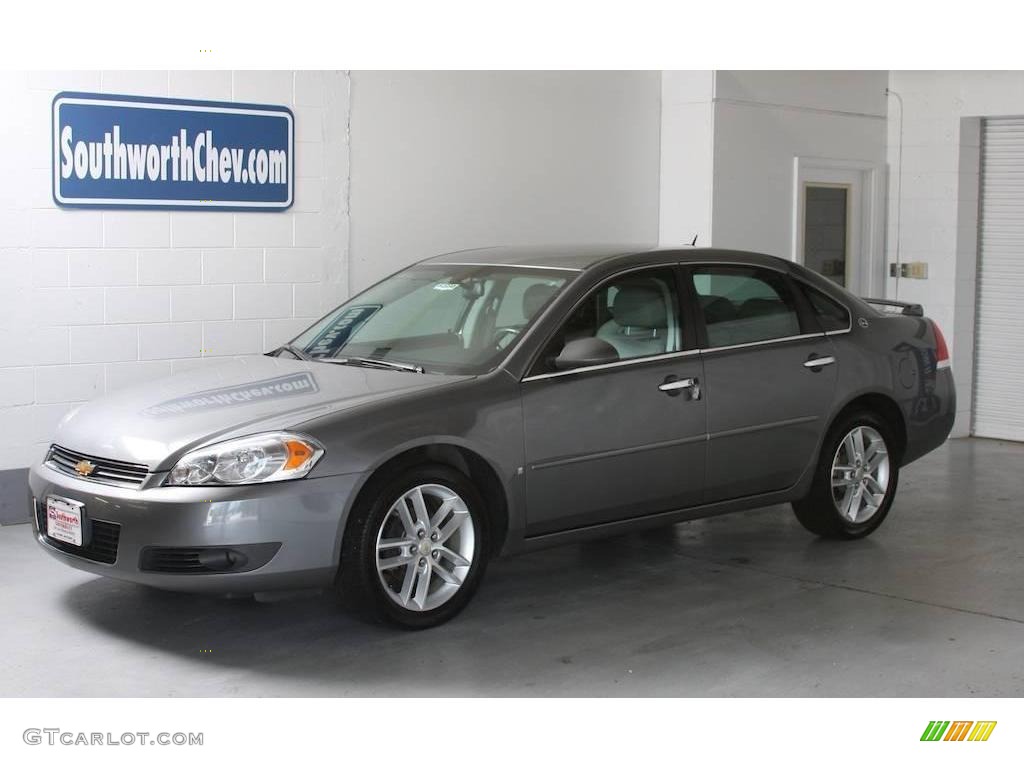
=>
[74,459,97,476]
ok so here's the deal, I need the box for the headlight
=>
[166,432,324,486]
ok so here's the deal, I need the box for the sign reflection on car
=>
[306,305,381,358]
[141,372,319,418]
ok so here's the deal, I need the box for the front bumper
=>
[28,462,361,593]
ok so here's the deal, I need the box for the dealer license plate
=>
[46,495,84,547]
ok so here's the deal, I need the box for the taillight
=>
[932,320,950,370]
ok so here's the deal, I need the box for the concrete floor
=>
[2,437,1023,697]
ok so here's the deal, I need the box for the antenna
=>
[690,234,698,246]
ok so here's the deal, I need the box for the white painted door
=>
[974,118,1024,441]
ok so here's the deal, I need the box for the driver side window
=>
[531,267,682,375]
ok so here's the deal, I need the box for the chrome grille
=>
[45,444,149,488]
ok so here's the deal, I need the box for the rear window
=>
[691,266,801,347]
[803,285,851,332]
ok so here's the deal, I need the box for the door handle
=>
[803,355,836,370]
[658,377,700,399]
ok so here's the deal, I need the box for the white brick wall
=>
[139,323,203,360]
[0,369,34,407]
[103,212,171,248]
[266,248,324,282]
[202,248,263,283]
[171,213,234,248]
[235,284,293,319]
[0,70,350,469]
[170,285,233,321]
[140,249,202,285]
[235,213,294,248]
[35,364,104,404]
[203,320,262,356]
[105,286,171,324]
[69,250,137,286]
[69,325,138,363]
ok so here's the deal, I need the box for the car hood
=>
[52,355,471,470]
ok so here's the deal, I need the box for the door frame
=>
[791,156,886,298]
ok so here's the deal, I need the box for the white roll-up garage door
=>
[975,118,1024,441]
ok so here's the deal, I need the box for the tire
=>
[337,463,489,629]
[792,410,900,539]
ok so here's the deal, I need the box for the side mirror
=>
[553,337,620,371]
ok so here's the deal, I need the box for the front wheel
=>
[792,411,899,539]
[338,464,489,629]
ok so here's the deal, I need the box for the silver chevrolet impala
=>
[29,246,955,628]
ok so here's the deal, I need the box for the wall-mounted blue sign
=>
[52,92,294,211]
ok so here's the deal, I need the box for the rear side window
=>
[803,285,851,332]
[691,266,801,347]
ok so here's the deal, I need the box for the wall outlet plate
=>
[907,261,928,279]
[889,262,929,279]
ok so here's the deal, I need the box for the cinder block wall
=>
[0,70,351,471]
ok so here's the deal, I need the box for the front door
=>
[689,264,837,502]
[520,267,706,536]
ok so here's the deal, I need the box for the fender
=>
[331,433,522,565]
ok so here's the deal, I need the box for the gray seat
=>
[596,282,669,359]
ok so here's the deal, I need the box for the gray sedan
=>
[29,246,955,628]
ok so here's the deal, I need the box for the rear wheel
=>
[792,411,899,539]
[338,463,489,629]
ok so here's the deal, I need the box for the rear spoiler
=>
[861,297,924,317]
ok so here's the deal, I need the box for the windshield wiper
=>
[326,356,425,374]
[275,346,424,373]
[275,343,312,361]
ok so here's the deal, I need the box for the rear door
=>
[687,264,837,502]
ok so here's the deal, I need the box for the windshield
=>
[289,264,572,374]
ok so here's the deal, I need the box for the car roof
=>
[421,244,793,272]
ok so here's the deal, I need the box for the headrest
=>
[738,297,784,319]
[611,283,667,329]
[700,295,736,324]
[522,283,558,319]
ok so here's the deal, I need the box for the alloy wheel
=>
[830,425,891,524]
[375,483,475,612]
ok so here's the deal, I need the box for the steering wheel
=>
[492,326,521,350]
